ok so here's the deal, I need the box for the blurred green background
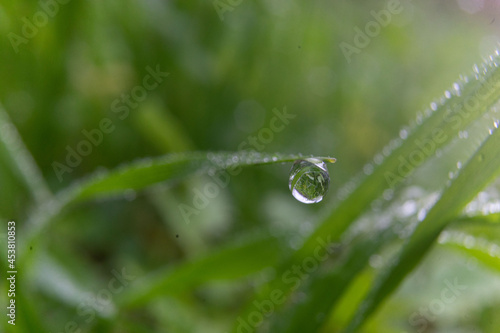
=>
[1,0,500,332]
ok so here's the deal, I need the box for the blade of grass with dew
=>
[117,233,284,308]
[270,129,500,332]
[438,214,500,272]
[344,124,500,333]
[439,230,500,272]
[232,51,500,332]
[62,151,333,203]
[20,152,333,259]
[267,229,395,333]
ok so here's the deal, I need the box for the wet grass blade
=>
[267,229,395,333]
[20,151,330,258]
[344,125,500,333]
[63,151,331,203]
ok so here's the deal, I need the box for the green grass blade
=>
[438,213,500,272]
[267,229,394,333]
[344,124,500,333]
[439,229,500,272]
[19,151,331,259]
[63,151,330,203]
[117,233,283,308]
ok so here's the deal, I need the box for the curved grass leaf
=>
[344,124,500,333]
[20,151,332,260]
[439,215,500,273]
[62,151,333,203]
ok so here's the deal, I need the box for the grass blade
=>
[118,234,283,308]
[19,151,331,259]
[63,151,331,203]
[0,105,53,205]
[344,124,500,332]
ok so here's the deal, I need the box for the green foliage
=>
[2,1,500,333]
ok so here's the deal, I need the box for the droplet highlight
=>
[289,158,330,204]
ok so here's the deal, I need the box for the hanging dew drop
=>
[289,158,331,204]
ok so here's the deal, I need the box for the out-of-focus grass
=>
[1,1,500,332]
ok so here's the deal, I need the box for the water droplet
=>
[374,154,384,165]
[457,161,462,169]
[399,128,408,139]
[417,209,427,221]
[289,158,330,204]
[464,235,475,249]
[363,163,374,175]
[453,82,462,96]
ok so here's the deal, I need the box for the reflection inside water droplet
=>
[289,158,330,204]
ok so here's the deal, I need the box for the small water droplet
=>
[417,209,427,221]
[363,163,374,175]
[489,244,500,257]
[457,161,462,169]
[382,146,391,156]
[289,158,330,204]
[438,231,450,244]
[416,112,423,125]
[399,129,408,140]
[464,235,475,249]
[374,154,384,165]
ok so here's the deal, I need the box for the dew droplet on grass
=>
[289,158,331,204]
